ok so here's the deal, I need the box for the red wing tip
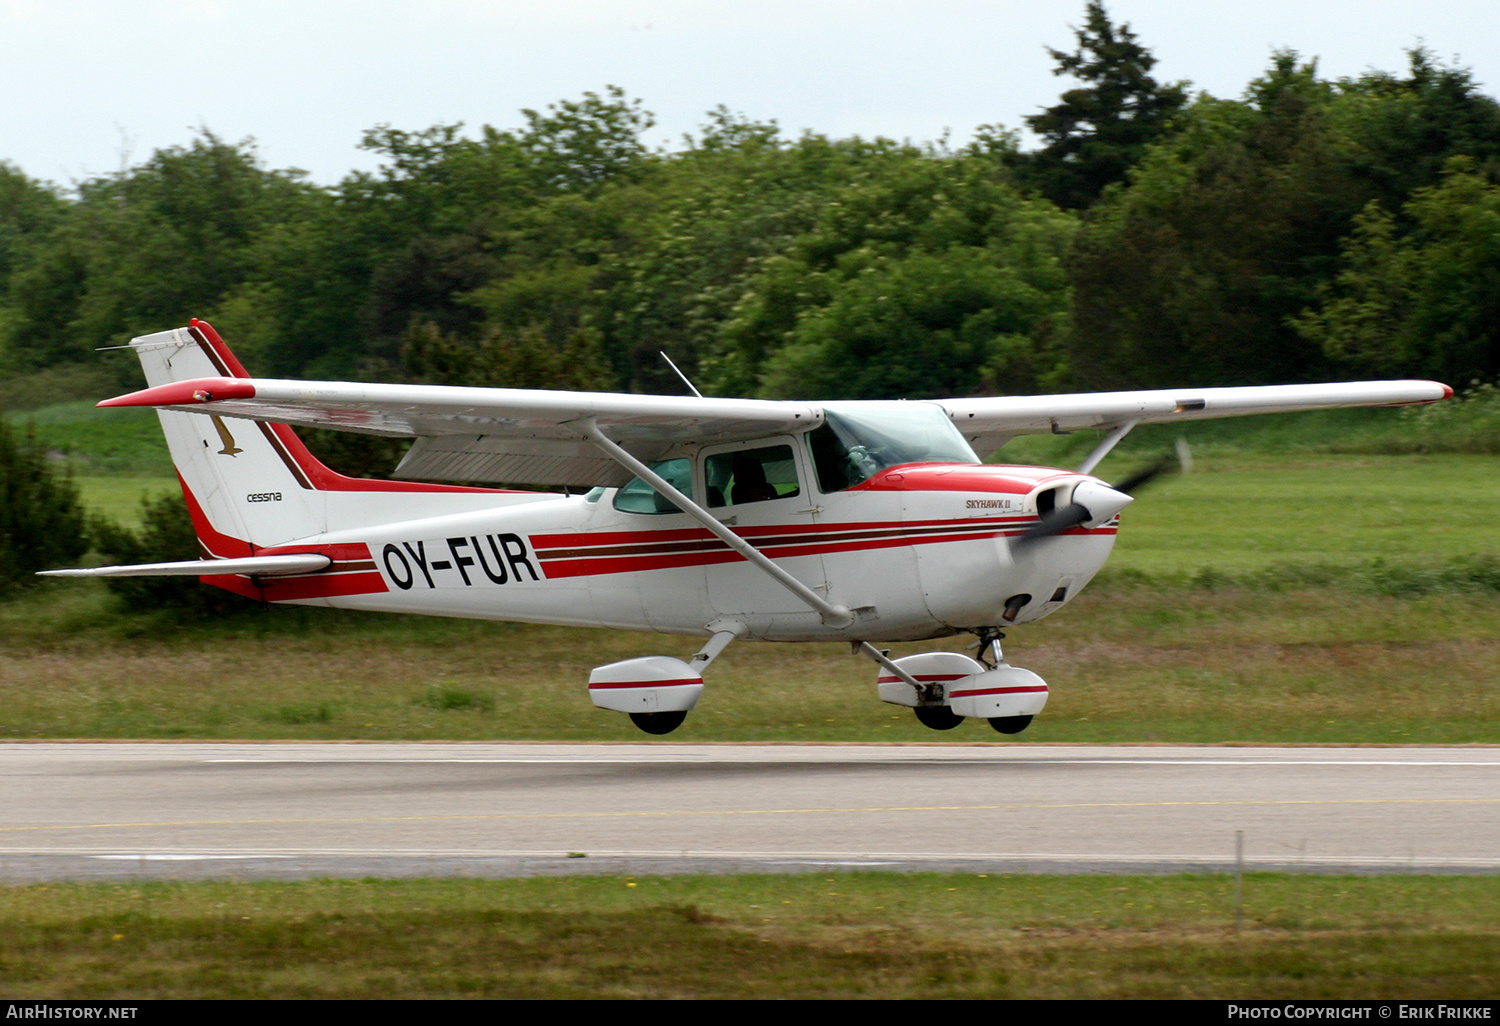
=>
[98,377,256,408]
[1442,383,1454,400]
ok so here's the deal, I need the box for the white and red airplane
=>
[44,320,1451,735]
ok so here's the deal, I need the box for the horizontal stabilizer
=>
[39,554,332,579]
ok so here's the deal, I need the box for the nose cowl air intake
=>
[1068,480,1134,528]
[1018,479,1134,545]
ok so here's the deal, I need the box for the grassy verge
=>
[1,874,1495,998]
[2,577,1497,743]
[11,403,174,477]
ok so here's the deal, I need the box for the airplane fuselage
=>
[233,460,1119,643]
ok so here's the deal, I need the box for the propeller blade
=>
[1111,456,1176,496]
[1016,502,1091,545]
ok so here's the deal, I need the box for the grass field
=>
[1,874,1496,998]
[3,394,1497,999]
[0,397,1495,743]
[0,445,1491,743]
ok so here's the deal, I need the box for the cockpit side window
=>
[704,444,801,508]
[612,458,695,515]
[808,405,980,494]
[807,424,862,493]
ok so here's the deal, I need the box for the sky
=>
[2,0,1497,187]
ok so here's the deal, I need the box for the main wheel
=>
[629,710,687,735]
[988,715,1033,735]
[914,706,964,731]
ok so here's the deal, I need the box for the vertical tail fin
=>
[127,320,531,585]
[130,320,334,550]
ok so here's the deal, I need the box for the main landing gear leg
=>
[592,622,745,737]
[855,642,969,731]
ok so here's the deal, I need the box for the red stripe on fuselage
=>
[533,517,1116,579]
[176,477,389,600]
[258,571,390,601]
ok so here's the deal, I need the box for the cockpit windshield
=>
[806,403,979,493]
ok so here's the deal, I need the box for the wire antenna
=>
[659,351,704,398]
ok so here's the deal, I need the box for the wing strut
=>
[580,419,855,629]
[1075,420,1137,476]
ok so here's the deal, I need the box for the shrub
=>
[0,420,87,590]
[91,492,253,616]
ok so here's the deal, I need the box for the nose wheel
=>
[629,711,688,735]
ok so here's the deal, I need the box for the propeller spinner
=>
[1016,456,1176,547]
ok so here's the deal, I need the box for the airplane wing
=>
[100,374,821,487]
[104,374,1451,484]
[100,322,1449,485]
[935,380,1452,457]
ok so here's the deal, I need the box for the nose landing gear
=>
[862,631,1049,736]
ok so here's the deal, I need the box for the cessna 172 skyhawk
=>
[44,320,1451,735]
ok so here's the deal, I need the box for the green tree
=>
[518,86,656,194]
[91,492,250,616]
[1014,1,1188,209]
[4,134,318,371]
[0,420,86,590]
[1295,159,1500,383]
[402,319,612,391]
[1330,48,1500,212]
[0,163,65,303]
[600,113,881,392]
[260,90,655,380]
[1062,49,1500,389]
[1065,60,1359,388]
[713,152,1076,398]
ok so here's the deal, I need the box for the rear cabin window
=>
[704,445,800,508]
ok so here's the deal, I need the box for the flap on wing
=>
[394,435,660,488]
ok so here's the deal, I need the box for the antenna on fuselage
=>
[659,350,704,399]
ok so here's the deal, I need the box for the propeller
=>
[1015,454,1179,548]
[1108,455,1177,497]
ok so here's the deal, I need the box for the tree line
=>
[2,1,1498,409]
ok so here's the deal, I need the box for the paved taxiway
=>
[0,743,1496,881]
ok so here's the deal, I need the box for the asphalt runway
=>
[0,742,1496,881]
